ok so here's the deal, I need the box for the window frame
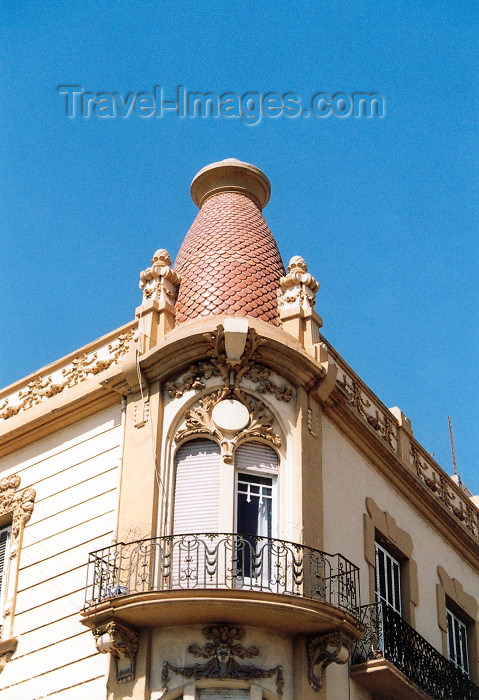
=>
[364,498,418,626]
[447,606,470,676]
[437,566,479,683]
[374,541,402,616]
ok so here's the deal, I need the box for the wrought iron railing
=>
[84,533,360,617]
[352,601,479,699]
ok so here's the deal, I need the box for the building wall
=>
[0,405,122,699]
[321,413,478,658]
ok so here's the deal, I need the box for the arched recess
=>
[173,439,221,534]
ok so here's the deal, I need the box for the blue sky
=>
[1,1,478,491]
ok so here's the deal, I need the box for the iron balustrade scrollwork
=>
[84,533,360,618]
[352,601,479,699]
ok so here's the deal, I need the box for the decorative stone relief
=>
[139,249,181,305]
[166,325,292,403]
[278,256,319,312]
[174,390,281,463]
[162,625,284,696]
[0,475,35,670]
[0,328,134,421]
[93,621,139,683]
[307,632,354,691]
[338,372,396,448]
[410,443,479,536]
[0,476,36,560]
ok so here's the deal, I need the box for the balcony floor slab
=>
[81,588,362,639]
[351,657,433,699]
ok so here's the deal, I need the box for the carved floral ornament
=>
[0,329,134,422]
[175,391,280,463]
[166,326,293,403]
[170,326,290,461]
[162,624,284,696]
[0,475,35,558]
[0,475,35,671]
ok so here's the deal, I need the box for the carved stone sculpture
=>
[139,248,181,305]
[278,256,319,312]
[93,621,139,683]
[162,625,284,696]
[307,631,354,691]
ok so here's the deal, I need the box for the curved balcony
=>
[81,533,362,637]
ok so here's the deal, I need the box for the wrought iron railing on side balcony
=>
[84,533,360,618]
[352,601,479,699]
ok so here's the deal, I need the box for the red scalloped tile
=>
[174,191,285,325]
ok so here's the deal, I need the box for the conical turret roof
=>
[174,159,285,325]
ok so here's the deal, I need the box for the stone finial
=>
[278,256,323,349]
[279,256,319,312]
[136,249,181,349]
[139,249,181,305]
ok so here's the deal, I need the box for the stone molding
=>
[166,325,292,403]
[169,325,288,462]
[364,497,418,625]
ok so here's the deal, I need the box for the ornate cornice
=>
[325,394,479,573]
[0,328,134,423]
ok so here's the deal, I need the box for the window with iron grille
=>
[447,607,470,676]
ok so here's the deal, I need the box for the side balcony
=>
[351,601,479,700]
[81,532,362,639]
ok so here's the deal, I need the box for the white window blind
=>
[173,439,221,534]
[0,526,12,613]
[235,442,279,474]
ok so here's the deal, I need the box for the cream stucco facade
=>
[0,159,477,700]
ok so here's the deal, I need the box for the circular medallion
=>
[211,399,250,432]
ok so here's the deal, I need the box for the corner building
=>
[0,159,478,700]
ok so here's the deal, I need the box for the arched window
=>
[173,439,221,534]
[173,439,279,542]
